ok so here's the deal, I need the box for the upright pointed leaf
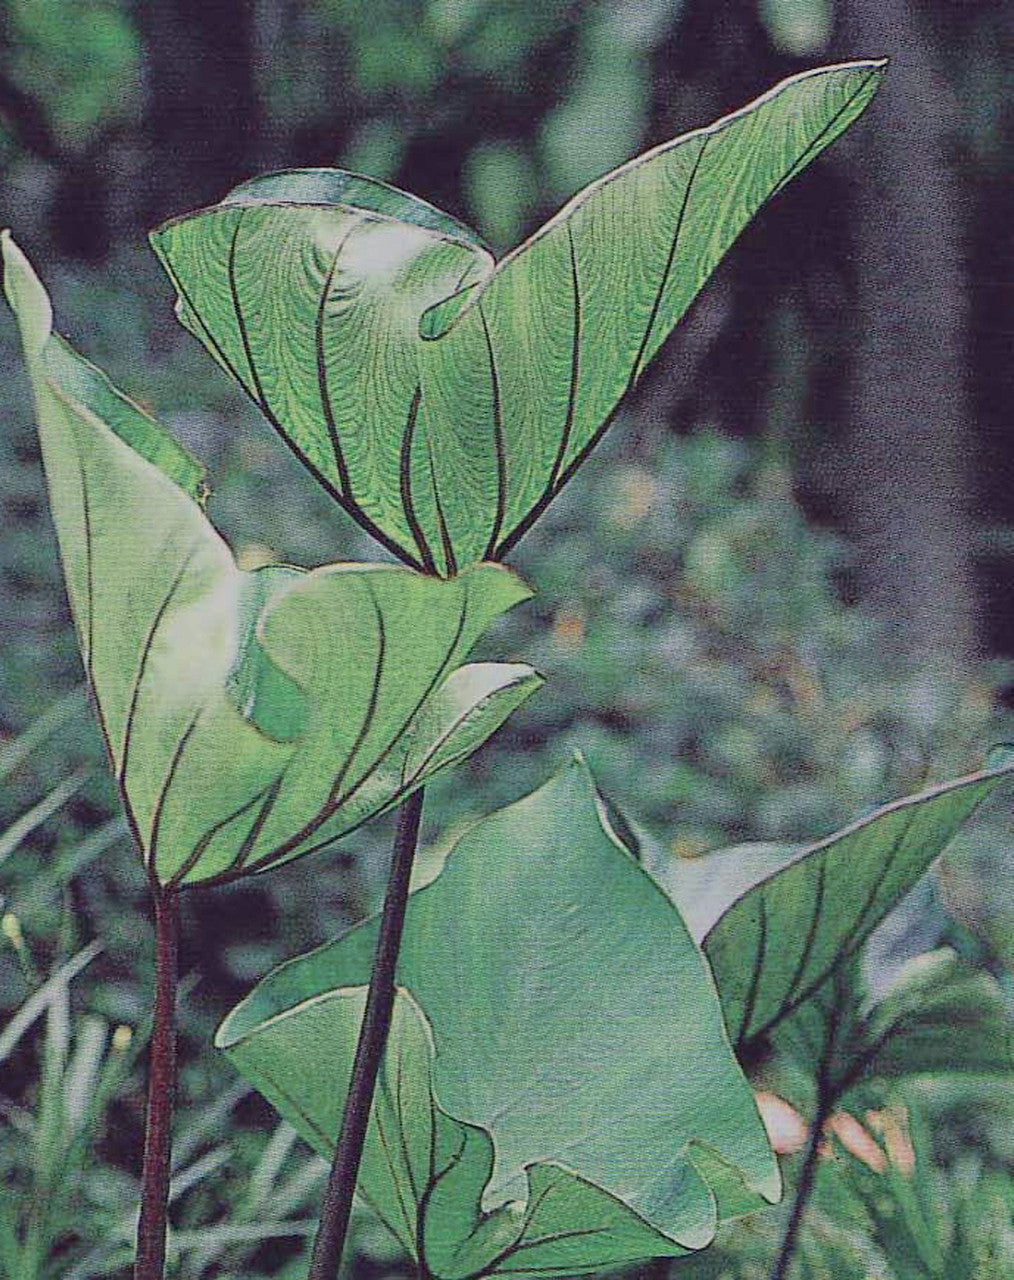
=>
[418,60,885,568]
[702,762,1014,1053]
[218,759,780,1275]
[2,233,541,888]
[152,61,885,574]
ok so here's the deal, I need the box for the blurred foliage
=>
[3,0,1014,1275]
[1,1,140,151]
[499,426,1008,849]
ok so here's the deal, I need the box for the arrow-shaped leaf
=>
[152,61,885,575]
[2,232,541,888]
[218,759,780,1276]
[701,763,1014,1053]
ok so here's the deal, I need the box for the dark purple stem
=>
[134,887,179,1280]
[308,789,426,1279]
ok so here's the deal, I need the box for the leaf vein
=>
[479,305,507,559]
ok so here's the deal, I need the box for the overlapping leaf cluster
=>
[2,234,540,889]
[221,751,1014,1276]
[14,57,1005,1280]
[150,61,885,576]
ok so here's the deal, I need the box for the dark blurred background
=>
[3,4,1014,1277]
[3,0,1014,667]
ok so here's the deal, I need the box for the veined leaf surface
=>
[152,61,885,575]
[218,759,780,1276]
[701,762,1014,1053]
[2,232,541,888]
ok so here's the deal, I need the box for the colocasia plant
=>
[8,56,1012,1280]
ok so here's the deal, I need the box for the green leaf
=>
[221,987,522,1275]
[151,61,885,575]
[2,232,207,501]
[217,759,780,1275]
[2,232,541,888]
[702,763,1014,1053]
[860,949,1014,1082]
[150,170,495,571]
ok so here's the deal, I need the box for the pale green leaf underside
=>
[2,233,541,888]
[218,759,779,1275]
[702,762,1014,1053]
[152,60,885,575]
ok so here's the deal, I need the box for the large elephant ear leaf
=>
[218,758,781,1276]
[151,61,885,575]
[2,233,541,889]
[150,171,496,572]
[419,59,886,567]
[702,761,1014,1055]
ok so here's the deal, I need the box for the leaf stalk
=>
[308,788,426,1279]
[769,989,844,1280]
[135,886,180,1280]
[769,1091,830,1280]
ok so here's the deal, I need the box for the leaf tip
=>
[862,56,890,94]
[853,56,889,96]
[1,231,53,360]
[753,1151,783,1206]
